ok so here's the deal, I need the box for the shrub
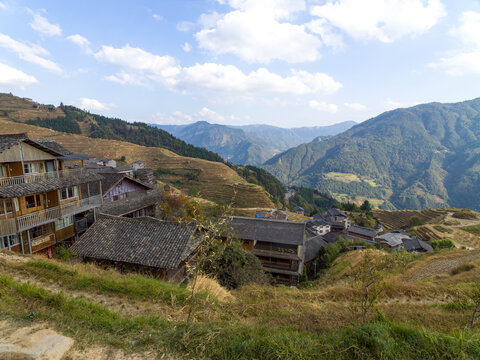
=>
[316,238,349,269]
[407,216,423,228]
[453,210,477,220]
[199,241,270,289]
[54,244,77,262]
[431,238,455,250]
[451,264,475,276]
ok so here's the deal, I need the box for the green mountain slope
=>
[264,98,480,210]
[152,120,356,165]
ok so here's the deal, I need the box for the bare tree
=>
[466,283,480,330]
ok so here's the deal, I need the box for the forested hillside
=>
[264,98,480,210]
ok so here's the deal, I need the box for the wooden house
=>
[227,216,306,286]
[70,214,204,281]
[95,172,161,218]
[347,225,377,241]
[0,133,103,255]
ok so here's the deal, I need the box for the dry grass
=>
[189,275,234,303]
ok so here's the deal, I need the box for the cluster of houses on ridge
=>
[0,133,433,287]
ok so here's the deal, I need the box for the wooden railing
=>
[0,167,89,186]
[0,195,102,235]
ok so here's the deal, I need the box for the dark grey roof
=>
[99,173,153,195]
[0,171,103,199]
[115,166,133,171]
[71,214,203,270]
[0,133,65,156]
[347,225,377,238]
[227,216,305,245]
[293,206,304,212]
[402,238,433,252]
[304,236,328,262]
[58,153,95,161]
[100,191,161,216]
[327,208,347,218]
[35,139,72,156]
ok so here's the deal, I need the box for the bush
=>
[54,244,77,261]
[453,210,477,220]
[316,238,349,269]
[431,238,455,250]
[450,264,475,275]
[407,216,423,228]
[199,241,270,289]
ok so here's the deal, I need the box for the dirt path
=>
[408,251,480,281]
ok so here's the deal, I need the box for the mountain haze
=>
[152,121,356,165]
[264,98,480,211]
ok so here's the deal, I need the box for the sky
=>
[0,0,479,128]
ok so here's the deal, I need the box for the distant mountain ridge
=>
[264,98,480,211]
[151,120,357,165]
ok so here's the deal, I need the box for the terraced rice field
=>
[373,209,448,231]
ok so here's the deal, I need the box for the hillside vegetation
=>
[264,98,480,211]
[154,120,356,166]
[0,119,274,208]
[4,248,480,358]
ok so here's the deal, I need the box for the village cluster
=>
[0,133,433,287]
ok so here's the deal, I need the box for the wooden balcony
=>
[0,195,102,236]
[0,167,90,186]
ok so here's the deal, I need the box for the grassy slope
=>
[3,250,480,359]
[0,119,273,208]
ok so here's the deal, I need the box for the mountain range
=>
[264,98,480,211]
[151,121,356,165]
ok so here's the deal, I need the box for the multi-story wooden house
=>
[90,172,161,218]
[0,133,103,255]
[228,216,306,286]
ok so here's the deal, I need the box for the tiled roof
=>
[375,232,408,247]
[304,236,328,262]
[0,133,65,156]
[227,216,305,245]
[99,173,153,195]
[0,171,103,199]
[347,225,377,238]
[100,191,161,216]
[35,139,72,155]
[71,214,203,270]
[402,238,433,252]
[327,208,348,218]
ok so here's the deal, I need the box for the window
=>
[29,225,48,239]
[24,162,43,174]
[112,193,127,202]
[3,199,18,214]
[0,166,5,178]
[60,186,78,200]
[55,216,74,230]
[0,234,19,249]
[25,194,42,209]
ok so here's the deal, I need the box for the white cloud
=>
[310,0,446,43]
[78,98,115,111]
[152,14,163,21]
[152,107,241,125]
[430,12,480,76]
[67,34,90,48]
[0,2,6,10]
[95,44,342,95]
[306,19,344,50]
[0,33,61,72]
[344,102,367,111]
[182,42,192,52]
[177,21,195,32]
[449,11,480,47]
[29,10,62,37]
[0,63,37,88]
[195,0,322,63]
[309,100,338,113]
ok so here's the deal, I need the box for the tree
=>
[360,200,372,212]
[352,251,387,323]
[466,283,480,330]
